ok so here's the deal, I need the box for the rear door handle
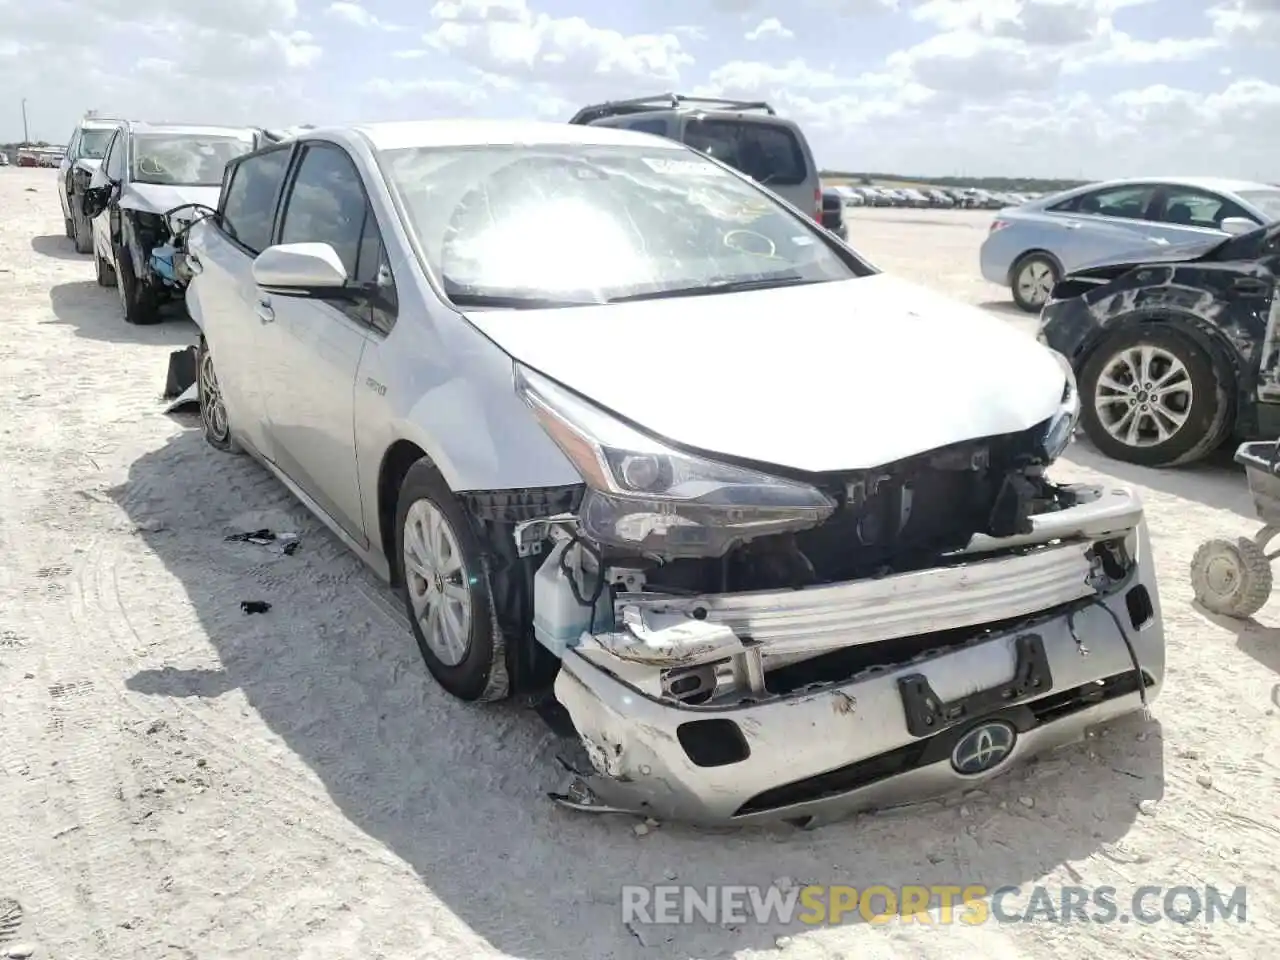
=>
[256,298,274,323]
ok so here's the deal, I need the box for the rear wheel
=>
[64,216,75,239]
[1010,253,1059,312]
[394,459,510,703]
[1079,325,1228,467]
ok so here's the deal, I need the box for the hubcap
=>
[1016,260,1055,307]
[199,349,229,441]
[1094,344,1193,448]
[403,499,472,666]
[1204,554,1241,598]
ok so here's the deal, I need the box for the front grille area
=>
[797,427,1047,582]
[732,669,1153,818]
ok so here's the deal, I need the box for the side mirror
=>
[252,242,351,297]
[1221,217,1257,236]
[81,187,110,220]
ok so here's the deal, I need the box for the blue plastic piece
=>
[149,244,179,285]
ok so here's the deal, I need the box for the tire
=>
[1079,325,1227,467]
[1010,253,1059,313]
[95,253,115,287]
[394,458,510,703]
[71,206,92,254]
[64,216,75,240]
[1190,537,1272,619]
[115,246,161,325]
[196,337,239,453]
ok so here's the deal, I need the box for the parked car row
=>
[829,184,1041,210]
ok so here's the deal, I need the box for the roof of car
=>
[1071,176,1278,195]
[347,119,689,152]
[123,121,259,138]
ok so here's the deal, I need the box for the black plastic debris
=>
[240,601,271,615]
[225,528,276,544]
[164,345,198,399]
[282,539,301,556]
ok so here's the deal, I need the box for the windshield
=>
[78,128,115,160]
[130,133,255,186]
[1237,190,1280,222]
[381,144,864,305]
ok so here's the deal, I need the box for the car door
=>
[1143,186,1250,247]
[1039,183,1164,272]
[257,139,381,545]
[90,131,124,264]
[190,143,295,461]
[59,129,78,220]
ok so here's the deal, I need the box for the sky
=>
[1,0,1278,180]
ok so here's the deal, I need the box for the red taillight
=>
[989,219,1010,234]
[814,187,822,220]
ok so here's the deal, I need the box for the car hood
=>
[1069,235,1227,279]
[119,183,221,216]
[463,273,1066,473]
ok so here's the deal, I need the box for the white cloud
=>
[325,2,402,30]
[416,0,694,96]
[745,18,794,40]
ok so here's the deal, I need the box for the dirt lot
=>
[0,170,1277,960]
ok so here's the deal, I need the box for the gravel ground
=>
[0,170,1277,960]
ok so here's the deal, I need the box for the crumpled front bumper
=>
[552,484,1164,827]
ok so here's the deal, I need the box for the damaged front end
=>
[511,361,1164,827]
[138,203,215,293]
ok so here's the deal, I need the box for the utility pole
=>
[21,98,29,144]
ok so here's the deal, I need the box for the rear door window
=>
[681,118,808,186]
[219,145,292,254]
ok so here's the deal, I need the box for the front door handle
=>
[256,298,274,323]
[1145,236,1169,245]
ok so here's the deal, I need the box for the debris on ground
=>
[225,529,300,554]
[240,601,271,615]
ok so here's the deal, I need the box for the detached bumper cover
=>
[552,485,1164,826]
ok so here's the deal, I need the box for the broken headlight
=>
[514,363,836,558]
[1040,348,1080,462]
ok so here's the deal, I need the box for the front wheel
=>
[196,337,239,453]
[394,459,510,703]
[116,246,161,325]
[1078,325,1229,467]
[71,204,92,254]
[1010,253,1059,312]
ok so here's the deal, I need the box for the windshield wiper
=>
[447,292,598,310]
[605,274,820,303]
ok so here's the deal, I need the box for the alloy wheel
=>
[199,348,229,442]
[1093,344,1193,448]
[1015,259,1056,308]
[402,499,473,667]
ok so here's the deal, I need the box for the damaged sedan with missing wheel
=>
[183,121,1165,829]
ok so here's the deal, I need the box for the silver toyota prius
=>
[181,119,1164,827]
